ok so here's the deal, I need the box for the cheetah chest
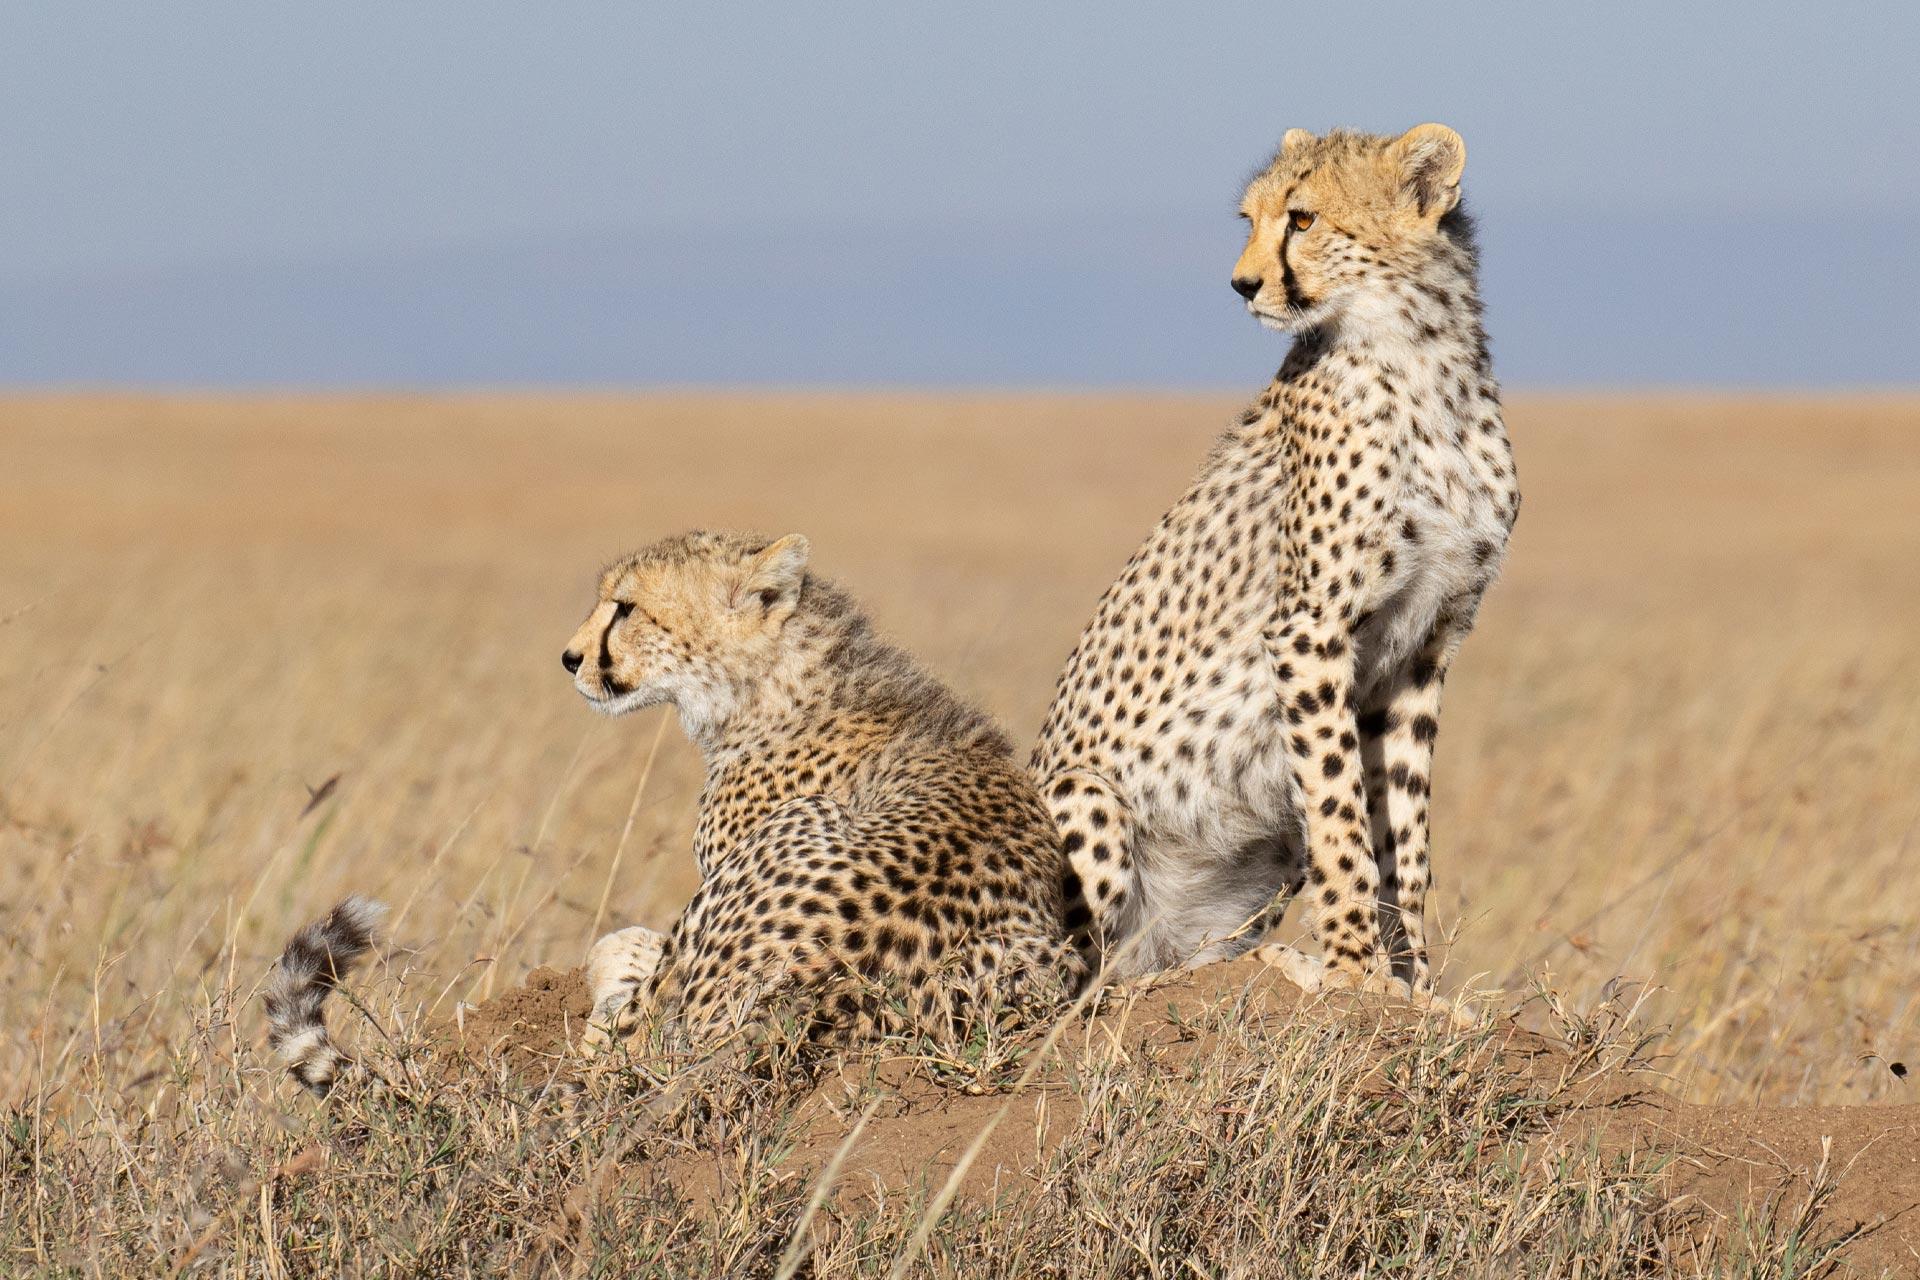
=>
[1080,412,1508,848]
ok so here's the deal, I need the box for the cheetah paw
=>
[1246,943,1414,1000]
[1249,943,1476,1026]
[1319,963,1414,1001]
[1248,941,1331,994]
[581,925,668,1053]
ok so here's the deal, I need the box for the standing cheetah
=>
[1033,124,1518,992]
[567,531,1082,1051]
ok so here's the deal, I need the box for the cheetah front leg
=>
[1261,612,1400,994]
[1359,609,1472,992]
[581,924,669,1052]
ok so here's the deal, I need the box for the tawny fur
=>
[567,531,1083,1052]
[263,896,384,1095]
[1033,124,1518,992]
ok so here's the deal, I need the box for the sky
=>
[3,2,1916,388]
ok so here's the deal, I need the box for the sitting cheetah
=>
[566,530,1082,1051]
[1033,124,1518,993]
[263,536,1076,1093]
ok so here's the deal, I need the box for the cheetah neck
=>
[1269,255,1496,438]
[689,610,1005,771]
[678,658,818,761]
[672,684,750,757]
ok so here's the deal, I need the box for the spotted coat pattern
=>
[1032,126,1519,991]
[567,531,1081,1051]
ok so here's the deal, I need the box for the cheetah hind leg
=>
[1246,939,1405,997]
[1038,769,1141,978]
[1246,940,1475,1026]
[1240,855,1416,1004]
[1232,856,1329,993]
[581,925,669,1052]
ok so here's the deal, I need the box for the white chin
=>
[580,687,660,717]
[1251,303,1331,334]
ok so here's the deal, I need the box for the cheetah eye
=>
[611,600,634,622]
[1289,210,1316,232]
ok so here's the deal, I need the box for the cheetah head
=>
[562,530,811,730]
[1232,123,1469,336]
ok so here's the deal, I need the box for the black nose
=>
[561,649,583,674]
[1231,275,1263,301]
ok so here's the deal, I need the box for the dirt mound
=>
[455,959,1920,1274]
[443,965,594,1080]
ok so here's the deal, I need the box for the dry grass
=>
[2,393,1917,1275]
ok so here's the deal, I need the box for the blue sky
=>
[3,3,1916,387]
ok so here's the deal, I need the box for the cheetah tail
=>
[263,895,385,1096]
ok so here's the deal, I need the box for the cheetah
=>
[567,531,1082,1052]
[1033,124,1518,994]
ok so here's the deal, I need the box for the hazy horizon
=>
[5,3,1916,389]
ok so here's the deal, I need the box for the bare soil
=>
[456,960,1920,1275]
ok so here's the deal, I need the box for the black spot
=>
[1410,714,1439,743]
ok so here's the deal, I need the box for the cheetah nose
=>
[1231,275,1263,301]
[561,649,583,675]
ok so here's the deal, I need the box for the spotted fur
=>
[1033,125,1518,992]
[263,896,384,1095]
[567,531,1082,1052]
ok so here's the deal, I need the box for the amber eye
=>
[1289,210,1316,232]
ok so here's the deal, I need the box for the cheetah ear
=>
[1281,127,1314,154]
[1392,123,1466,218]
[735,534,810,614]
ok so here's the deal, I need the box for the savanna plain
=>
[2,393,1917,1277]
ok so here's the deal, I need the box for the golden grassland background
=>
[2,393,1916,1107]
